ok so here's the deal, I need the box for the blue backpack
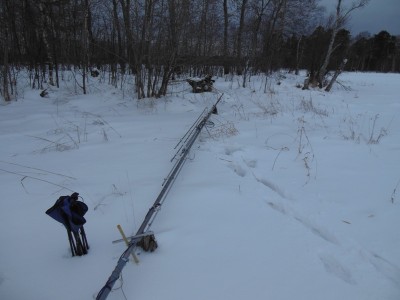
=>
[46,192,89,256]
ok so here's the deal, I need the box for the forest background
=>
[0,0,399,101]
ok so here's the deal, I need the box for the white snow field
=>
[0,71,399,300]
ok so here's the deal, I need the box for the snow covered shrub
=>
[208,120,238,139]
[296,117,316,183]
[340,115,361,143]
[367,114,388,144]
[263,79,276,95]
[340,113,389,145]
[299,98,329,117]
[232,103,249,121]
[254,98,281,117]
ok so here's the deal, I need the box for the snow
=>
[0,71,399,300]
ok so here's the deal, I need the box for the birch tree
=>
[316,0,369,88]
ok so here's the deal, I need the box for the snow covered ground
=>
[0,71,399,300]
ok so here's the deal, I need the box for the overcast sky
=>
[319,0,400,36]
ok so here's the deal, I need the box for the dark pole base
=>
[67,226,89,256]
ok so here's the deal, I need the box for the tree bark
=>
[157,0,178,97]
[38,1,55,86]
[223,0,229,74]
[325,58,347,92]
[237,0,248,75]
[318,0,369,87]
[295,36,303,75]
[112,0,125,74]
[120,0,143,98]
[2,38,11,101]
[318,12,340,87]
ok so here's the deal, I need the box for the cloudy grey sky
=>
[320,0,400,36]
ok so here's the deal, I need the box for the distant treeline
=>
[1,0,398,100]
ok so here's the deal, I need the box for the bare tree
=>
[223,0,229,74]
[248,0,270,64]
[1,0,12,101]
[236,0,248,74]
[260,0,287,72]
[316,0,369,87]
[2,34,11,101]
[2,0,396,101]
[119,0,136,73]
[156,0,178,97]
[37,0,56,86]
[284,0,323,74]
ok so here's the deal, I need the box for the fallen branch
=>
[391,178,400,204]
[0,168,75,193]
[325,58,348,92]
[0,160,76,180]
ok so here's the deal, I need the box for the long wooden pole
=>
[96,95,223,300]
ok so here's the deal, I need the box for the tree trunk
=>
[223,0,229,74]
[318,0,369,87]
[112,0,125,74]
[262,0,284,72]
[317,25,339,87]
[2,40,11,101]
[156,0,178,97]
[325,58,347,92]
[250,0,270,71]
[237,0,248,75]
[295,36,303,75]
[38,1,54,86]
[120,0,144,98]
[82,1,90,94]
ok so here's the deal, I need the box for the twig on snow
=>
[0,168,74,193]
[0,160,76,180]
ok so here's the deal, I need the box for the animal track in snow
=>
[227,156,258,177]
[294,215,339,245]
[242,157,257,168]
[252,173,287,200]
[267,201,287,215]
[267,201,339,245]
[253,168,338,245]
[319,254,356,285]
[224,145,243,155]
[364,251,400,287]
[228,162,247,177]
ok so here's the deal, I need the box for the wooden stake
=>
[112,231,154,244]
[117,224,140,264]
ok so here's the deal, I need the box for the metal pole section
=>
[96,95,223,300]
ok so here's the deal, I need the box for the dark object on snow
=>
[46,192,89,256]
[91,69,100,77]
[186,75,215,93]
[40,89,49,97]
[212,106,218,115]
[137,234,158,252]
